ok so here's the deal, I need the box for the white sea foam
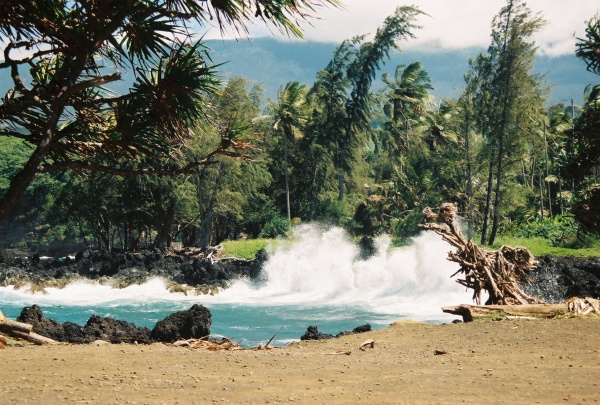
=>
[0,225,473,322]
[210,225,472,320]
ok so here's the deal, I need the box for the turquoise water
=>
[0,298,403,347]
[0,227,472,347]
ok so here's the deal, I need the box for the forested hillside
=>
[0,0,598,255]
[205,38,597,107]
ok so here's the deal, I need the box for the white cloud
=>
[202,0,600,56]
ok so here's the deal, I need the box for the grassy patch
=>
[489,235,600,258]
[222,233,599,259]
[220,238,292,259]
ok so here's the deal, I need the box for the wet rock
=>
[300,325,334,340]
[16,304,66,342]
[0,248,268,288]
[151,304,212,343]
[358,236,377,259]
[62,321,90,344]
[336,323,372,337]
[82,315,152,344]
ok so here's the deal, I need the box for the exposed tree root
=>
[419,203,543,305]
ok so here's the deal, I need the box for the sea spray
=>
[0,225,473,346]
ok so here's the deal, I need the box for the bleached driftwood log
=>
[442,304,565,322]
[0,310,56,345]
[419,203,544,305]
[443,297,600,322]
[0,310,34,334]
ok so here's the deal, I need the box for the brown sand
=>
[1,317,599,404]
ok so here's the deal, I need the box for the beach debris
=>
[420,203,543,305]
[262,327,283,350]
[0,309,57,345]
[434,349,454,355]
[359,339,375,351]
[165,335,244,351]
[324,339,375,356]
[420,203,600,321]
[92,340,110,346]
[442,298,600,322]
[566,297,600,316]
[0,334,6,349]
[325,350,352,355]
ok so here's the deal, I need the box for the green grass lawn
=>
[489,235,600,258]
[220,238,293,259]
[222,234,599,260]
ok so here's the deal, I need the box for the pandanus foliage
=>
[0,0,342,221]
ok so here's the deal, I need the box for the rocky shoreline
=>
[0,248,268,293]
[1,248,598,303]
[1,248,599,345]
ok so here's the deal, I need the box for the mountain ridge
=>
[205,37,598,106]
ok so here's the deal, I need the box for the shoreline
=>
[2,317,599,404]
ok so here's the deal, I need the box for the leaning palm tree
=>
[270,81,309,224]
[382,62,433,151]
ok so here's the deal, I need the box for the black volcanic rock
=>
[82,315,152,344]
[17,304,66,342]
[15,306,152,344]
[301,323,372,340]
[336,323,372,337]
[151,304,212,342]
[522,255,600,303]
[300,325,334,340]
[0,248,269,288]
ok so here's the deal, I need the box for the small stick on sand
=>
[359,339,375,351]
[325,350,352,356]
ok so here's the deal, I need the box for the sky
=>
[204,0,600,57]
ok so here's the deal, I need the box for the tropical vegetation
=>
[1,0,598,255]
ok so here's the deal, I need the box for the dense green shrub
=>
[259,216,290,238]
[512,215,579,247]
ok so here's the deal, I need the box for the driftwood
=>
[359,339,375,351]
[0,310,34,334]
[443,297,600,322]
[0,310,57,345]
[442,304,566,322]
[419,203,543,305]
[166,333,285,351]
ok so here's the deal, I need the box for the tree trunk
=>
[543,121,553,216]
[442,304,567,322]
[196,163,225,251]
[464,108,475,240]
[8,330,57,345]
[0,311,32,334]
[153,201,176,250]
[0,311,56,345]
[481,144,496,245]
[0,132,54,221]
[489,134,504,246]
[539,169,545,218]
[284,135,291,225]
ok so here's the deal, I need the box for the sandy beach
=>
[1,317,599,404]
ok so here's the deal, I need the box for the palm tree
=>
[0,0,342,222]
[382,62,433,152]
[270,81,309,224]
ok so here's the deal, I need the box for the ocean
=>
[0,226,473,347]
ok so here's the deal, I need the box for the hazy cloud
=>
[203,0,599,57]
